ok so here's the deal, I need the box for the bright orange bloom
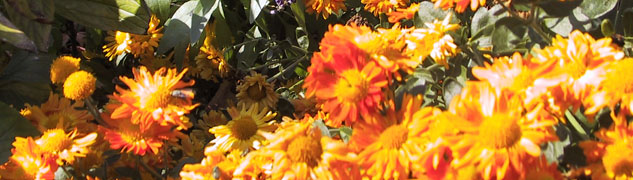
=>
[234,117,360,180]
[0,136,57,180]
[305,0,347,19]
[180,149,243,180]
[355,25,418,81]
[103,15,163,60]
[387,3,420,23]
[432,0,485,13]
[404,13,460,68]
[583,58,633,117]
[580,114,633,179]
[22,92,93,132]
[304,25,388,127]
[362,0,408,15]
[35,128,97,165]
[524,156,564,180]
[446,82,557,179]
[111,66,198,131]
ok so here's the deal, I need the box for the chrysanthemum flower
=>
[50,56,80,84]
[35,128,97,165]
[197,110,228,131]
[195,24,229,82]
[0,137,57,180]
[103,15,163,60]
[351,94,448,179]
[63,71,97,101]
[103,31,133,61]
[208,104,276,152]
[236,72,279,109]
[580,114,633,179]
[234,117,360,180]
[362,0,408,15]
[305,0,346,19]
[524,156,564,180]
[432,0,485,13]
[446,82,557,179]
[582,58,633,116]
[405,13,459,68]
[99,112,178,155]
[111,66,198,131]
[387,3,420,23]
[355,25,417,81]
[180,148,243,180]
[304,25,388,127]
[22,92,93,132]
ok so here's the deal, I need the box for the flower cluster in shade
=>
[103,15,163,61]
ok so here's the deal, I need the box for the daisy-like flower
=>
[103,15,163,60]
[180,148,243,180]
[99,109,179,155]
[103,31,133,61]
[431,0,485,13]
[35,128,97,165]
[387,3,420,23]
[351,94,448,179]
[354,25,417,81]
[580,58,633,116]
[523,156,564,180]
[21,92,93,132]
[305,0,346,19]
[63,71,97,101]
[0,136,57,180]
[111,66,198,131]
[303,24,388,127]
[195,23,229,82]
[234,117,360,180]
[580,114,633,179]
[50,56,80,84]
[208,104,276,152]
[236,72,279,109]
[362,0,409,15]
[405,13,460,68]
[446,82,557,179]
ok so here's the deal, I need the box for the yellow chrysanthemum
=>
[580,114,633,179]
[35,128,97,165]
[198,110,228,130]
[405,13,459,68]
[63,71,96,101]
[236,72,279,109]
[582,58,633,116]
[354,25,417,81]
[50,56,80,84]
[446,82,557,179]
[111,66,198,131]
[234,117,360,180]
[103,31,133,61]
[21,92,93,132]
[180,148,243,180]
[362,0,408,15]
[387,3,420,23]
[103,15,163,61]
[432,0,486,13]
[195,23,229,82]
[305,0,347,19]
[208,104,276,152]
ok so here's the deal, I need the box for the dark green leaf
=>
[469,5,506,48]
[442,78,462,106]
[579,0,618,18]
[622,8,633,37]
[248,0,268,23]
[145,0,171,21]
[157,1,197,54]
[0,12,36,51]
[414,1,459,28]
[55,0,150,34]
[3,0,53,51]
[339,126,352,143]
[0,51,51,108]
[0,101,41,164]
[191,0,219,43]
[491,17,528,54]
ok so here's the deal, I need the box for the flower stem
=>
[138,156,164,180]
[84,97,108,128]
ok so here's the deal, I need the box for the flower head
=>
[22,92,93,132]
[580,114,633,179]
[208,104,276,152]
[305,0,346,19]
[583,58,633,116]
[387,3,420,23]
[236,72,279,109]
[194,23,229,82]
[63,71,97,101]
[432,0,486,13]
[103,15,163,60]
[1,137,57,180]
[50,56,80,84]
[362,0,408,15]
[35,128,97,165]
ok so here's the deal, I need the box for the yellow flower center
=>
[287,135,323,167]
[509,70,534,91]
[603,60,633,94]
[379,124,409,149]
[63,71,96,100]
[144,88,171,110]
[603,141,633,178]
[565,60,587,79]
[230,116,258,140]
[39,129,72,152]
[479,115,522,149]
[246,85,266,101]
[335,69,369,103]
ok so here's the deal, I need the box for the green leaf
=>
[157,1,197,54]
[543,124,571,163]
[622,8,633,37]
[0,101,41,164]
[565,109,589,140]
[469,5,506,48]
[339,126,352,143]
[213,12,233,50]
[3,0,54,52]
[313,119,332,138]
[414,1,459,28]
[145,0,171,21]
[247,0,269,23]
[539,0,616,36]
[0,50,51,109]
[191,0,219,43]
[55,0,150,34]
[290,0,306,29]
[579,0,618,18]
[0,12,36,51]
[442,78,463,106]
[491,17,528,54]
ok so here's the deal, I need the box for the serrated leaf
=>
[55,0,150,34]
[157,1,197,54]
[0,12,35,51]
[0,101,41,164]
[145,0,171,21]
[3,0,53,52]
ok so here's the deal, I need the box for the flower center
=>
[478,114,522,149]
[39,129,73,152]
[603,141,633,178]
[379,124,409,149]
[246,85,266,101]
[603,60,633,94]
[287,135,323,167]
[144,88,171,110]
[509,70,534,91]
[335,70,369,103]
[230,116,258,140]
[565,60,587,79]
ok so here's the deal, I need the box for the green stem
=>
[138,156,164,180]
[84,97,108,128]
[267,56,307,82]
[500,2,551,44]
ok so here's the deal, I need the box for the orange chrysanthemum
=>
[362,0,408,15]
[387,3,420,23]
[180,148,243,180]
[303,25,388,127]
[446,82,557,179]
[35,128,97,165]
[234,117,360,180]
[103,15,163,60]
[22,92,93,132]
[195,23,229,82]
[432,0,485,13]
[404,13,460,68]
[580,114,633,179]
[111,66,198,131]
[305,0,347,19]
[0,136,57,180]
[99,112,179,155]
[582,58,633,117]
